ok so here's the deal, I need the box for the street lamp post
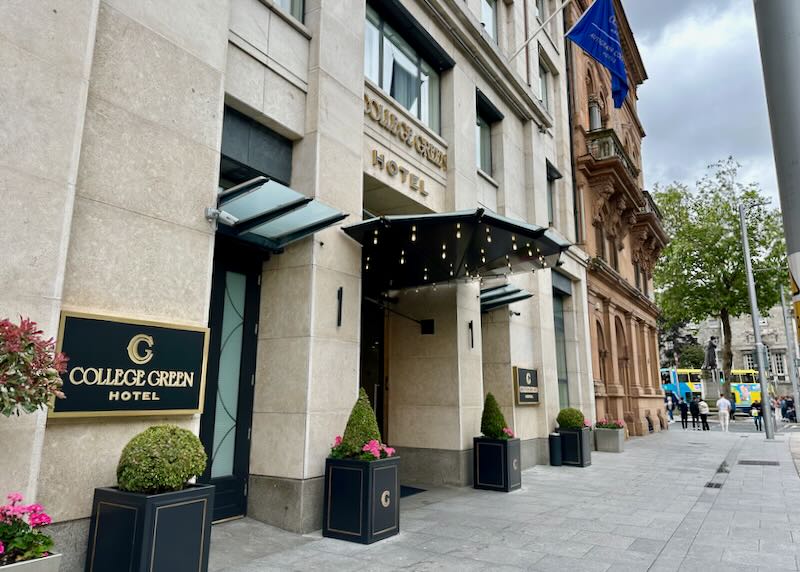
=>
[739,203,774,439]
[780,289,800,417]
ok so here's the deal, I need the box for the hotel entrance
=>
[199,239,261,521]
[360,297,387,437]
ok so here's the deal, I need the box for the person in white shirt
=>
[716,395,732,432]
[698,399,710,431]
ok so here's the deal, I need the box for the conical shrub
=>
[341,387,382,454]
[480,392,508,439]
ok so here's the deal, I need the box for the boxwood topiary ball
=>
[556,407,585,430]
[117,425,207,494]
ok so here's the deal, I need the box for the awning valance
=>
[342,208,571,291]
[206,177,347,252]
[480,284,533,312]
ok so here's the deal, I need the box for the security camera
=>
[205,207,239,226]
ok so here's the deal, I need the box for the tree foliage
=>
[654,158,785,393]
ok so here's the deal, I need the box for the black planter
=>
[85,484,214,572]
[323,456,400,544]
[558,427,592,467]
[473,437,521,492]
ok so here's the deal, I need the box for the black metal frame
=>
[198,237,262,521]
[473,437,521,492]
[558,427,592,467]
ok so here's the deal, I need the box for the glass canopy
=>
[480,283,533,313]
[212,177,347,252]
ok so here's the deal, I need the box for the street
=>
[209,427,800,571]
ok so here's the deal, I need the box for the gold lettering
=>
[409,174,419,191]
[369,100,381,122]
[372,149,384,169]
[420,178,428,196]
[184,372,194,388]
[85,368,100,386]
[168,371,177,386]
[121,391,132,401]
[69,367,84,385]
[398,166,408,183]
[109,391,120,401]
[142,392,151,401]
[386,160,398,176]
[147,370,160,386]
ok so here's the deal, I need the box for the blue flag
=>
[566,0,628,108]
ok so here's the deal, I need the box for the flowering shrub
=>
[596,418,625,429]
[329,388,395,461]
[481,393,514,439]
[0,317,67,417]
[0,493,54,565]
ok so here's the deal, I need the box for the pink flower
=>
[502,427,515,438]
[27,504,43,513]
[0,540,4,555]
[362,439,382,459]
[29,512,52,527]
[7,492,22,504]
[383,446,395,457]
[584,419,591,427]
[333,435,342,447]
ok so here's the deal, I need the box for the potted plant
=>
[0,493,60,571]
[557,408,591,467]
[473,393,520,492]
[323,388,398,544]
[85,425,214,572]
[0,317,66,417]
[595,418,626,453]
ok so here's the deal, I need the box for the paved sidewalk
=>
[209,429,800,571]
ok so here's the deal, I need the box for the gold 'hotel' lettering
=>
[364,93,448,171]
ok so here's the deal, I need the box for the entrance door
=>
[360,298,386,435]
[199,241,261,521]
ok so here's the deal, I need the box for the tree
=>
[658,318,698,368]
[654,158,785,398]
[677,344,705,369]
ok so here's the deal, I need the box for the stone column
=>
[248,0,366,533]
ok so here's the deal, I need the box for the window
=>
[536,0,546,22]
[609,238,619,270]
[546,161,562,228]
[595,225,605,260]
[744,353,756,370]
[643,272,649,297]
[365,5,441,132]
[634,262,641,291]
[775,353,786,375]
[539,63,550,111]
[476,113,491,174]
[589,101,602,130]
[480,0,497,40]
[475,91,503,176]
[553,293,570,409]
[275,0,303,22]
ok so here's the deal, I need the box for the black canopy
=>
[342,208,571,292]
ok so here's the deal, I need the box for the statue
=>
[702,337,717,370]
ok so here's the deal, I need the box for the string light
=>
[373,229,378,245]
[411,225,417,242]
[456,223,461,239]
[512,235,517,251]
[442,243,446,259]
[365,255,370,270]
[400,250,405,265]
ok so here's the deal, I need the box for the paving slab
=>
[209,426,800,571]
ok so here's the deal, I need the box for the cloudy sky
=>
[623,0,780,205]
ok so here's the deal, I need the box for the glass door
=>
[199,241,261,521]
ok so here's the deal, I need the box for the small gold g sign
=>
[380,490,391,508]
[127,334,154,365]
[513,458,519,471]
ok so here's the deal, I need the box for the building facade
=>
[2,0,595,568]
[565,0,668,436]
[695,306,799,397]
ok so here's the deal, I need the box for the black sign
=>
[514,367,539,405]
[52,312,209,417]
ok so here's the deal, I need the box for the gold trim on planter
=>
[371,465,399,536]
[149,498,208,572]
[326,466,363,536]
[475,441,505,488]
[49,309,210,418]
[89,502,138,572]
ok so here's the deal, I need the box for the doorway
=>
[360,297,387,436]
[199,239,262,521]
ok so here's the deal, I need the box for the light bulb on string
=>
[411,225,417,242]
[456,223,461,239]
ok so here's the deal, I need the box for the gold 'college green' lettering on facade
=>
[364,93,448,171]
[68,367,195,388]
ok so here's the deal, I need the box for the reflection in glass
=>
[211,272,246,479]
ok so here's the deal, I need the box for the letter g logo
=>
[127,334,154,365]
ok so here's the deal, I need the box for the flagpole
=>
[511,0,575,61]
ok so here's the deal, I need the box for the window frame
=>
[476,113,492,175]
[480,0,497,41]
[539,61,551,111]
[365,5,441,133]
[275,0,304,22]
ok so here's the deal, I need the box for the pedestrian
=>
[665,395,675,422]
[678,398,689,429]
[752,400,763,431]
[781,396,788,421]
[716,394,732,432]
[690,397,700,430]
[730,392,737,422]
[774,397,781,426]
[698,398,710,431]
